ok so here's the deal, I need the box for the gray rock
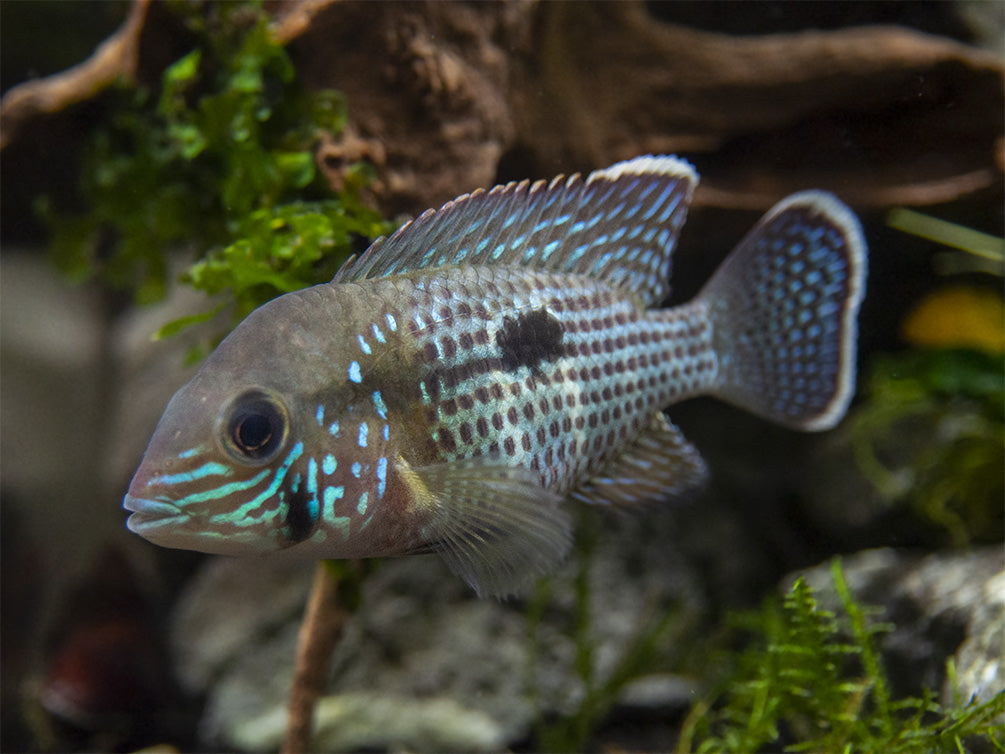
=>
[169,507,706,751]
[232,693,507,753]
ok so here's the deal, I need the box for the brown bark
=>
[3,0,1000,215]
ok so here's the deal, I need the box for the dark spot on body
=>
[284,487,316,544]
[496,309,564,374]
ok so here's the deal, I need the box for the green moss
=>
[851,348,1004,545]
[678,560,1004,753]
[39,0,392,345]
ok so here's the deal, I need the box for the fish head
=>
[124,287,384,555]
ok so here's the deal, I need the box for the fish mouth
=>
[123,495,189,536]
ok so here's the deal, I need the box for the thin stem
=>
[282,560,353,754]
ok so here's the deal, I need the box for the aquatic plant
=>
[851,212,1004,546]
[678,559,1005,753]
[39,0,390,352]
[852,347,1004,545]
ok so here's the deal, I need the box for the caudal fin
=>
[698,191,867,431]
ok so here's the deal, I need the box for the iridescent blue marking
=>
[157,461,232,486]
[348,361,362,383]
[376,456,388,498]
[542,239,561,260]
[315,405,325,426]
[357,334,372,355]
[357,492,369,515]
[178,446,204,459]
[174,468,270,506]
[328,421,340,437]
[372,323,386,344]
[323,454,337,475]
[291,472,301,494]
[634,178,659,203]
[382,424,390,442]
[372,391,388,420]
[351,461,363,478]
[385,313,397,332]
[307,457,318,496]
[210,442,304,524]
[568,242,591,265]
[358,422,369,448]
[642,182,675,220]
[323,485,344,521]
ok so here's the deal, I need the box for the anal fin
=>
[405,459,572,598]
[571,412,708,507]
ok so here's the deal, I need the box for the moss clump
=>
[679,560,1004,753]
[852,347,1004,546]
[39,0,392,350]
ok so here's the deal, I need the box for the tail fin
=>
[698,191,867,430]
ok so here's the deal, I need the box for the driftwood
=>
[2,0,1002,217]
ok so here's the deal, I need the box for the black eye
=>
[222,390,288,463]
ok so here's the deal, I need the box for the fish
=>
[123,155,867,597]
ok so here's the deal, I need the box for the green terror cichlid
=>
[124,155,867,597]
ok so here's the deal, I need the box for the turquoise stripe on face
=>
[157,461,233,486]
[376,456,388,498]
[175,468,271,506]
[307,457,318,495]
[211,442,304,525]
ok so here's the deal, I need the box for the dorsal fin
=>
[333,155,698,307]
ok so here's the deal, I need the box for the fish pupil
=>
[235,414,272,451]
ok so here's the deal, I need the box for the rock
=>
[169,508,707,751]
[232,693,506,753]
[794,547,1004,705]
[169,557,314,693]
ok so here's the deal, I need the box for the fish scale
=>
[124,155,867,597]
[391,266,715,494]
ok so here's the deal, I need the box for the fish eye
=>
[220,389,289,464]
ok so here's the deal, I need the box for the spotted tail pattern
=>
[124,155,867,597]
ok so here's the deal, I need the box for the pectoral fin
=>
[405,459,572,598]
